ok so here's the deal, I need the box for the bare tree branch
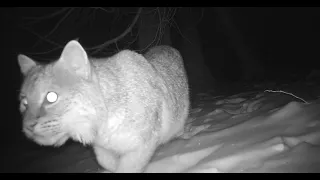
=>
[17,7,182,57]
[195,8,205,25]
[21,7,71,25]
[89,7,116,13]
[139,8,165,52]
[24,45,62,56]
[88,7,143,55]
[44,8,74,38]
[171,18,192,44]
[32,8,75,48]
[18,25,64,48]
[135,7,177,53]
[140,7,160,15]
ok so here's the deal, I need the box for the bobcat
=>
[18,40,190,173]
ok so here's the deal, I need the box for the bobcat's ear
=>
[17,54,37,75]
[56,40,91,79]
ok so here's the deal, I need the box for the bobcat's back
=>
[144,46,189,143]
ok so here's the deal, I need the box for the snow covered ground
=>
[145,88,320,173]
[3,82,320,173]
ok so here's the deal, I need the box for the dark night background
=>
[1,7,320,172]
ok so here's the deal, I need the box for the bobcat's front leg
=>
[94,146,119,173]
[116,142,157,173]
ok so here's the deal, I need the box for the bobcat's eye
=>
[46,92,58,103]
[22,98,28,106]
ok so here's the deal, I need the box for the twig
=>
[89,7,115,13]
[171,18,192,44]
[24,45,62,56]
[136,8,163,53]
[18,25,63,48]
[32,8,75,48]
[158,7,192,44]
[140,7,159,15]
[88,7,143,54]
[156,8,164,45]
[264,90,309,104]
[115,41,119,52]
[122,25,140,51]
[195,7,205,25]
[21,7,71,25]
[110,8,121,26]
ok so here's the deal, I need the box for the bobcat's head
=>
[18,40,102,147]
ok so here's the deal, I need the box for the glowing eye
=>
[46,92,58,103]
[22,98,28,106]
[20,97,28,112]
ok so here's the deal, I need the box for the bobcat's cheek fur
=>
[23,115,68,147]
[61,97,99,145]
